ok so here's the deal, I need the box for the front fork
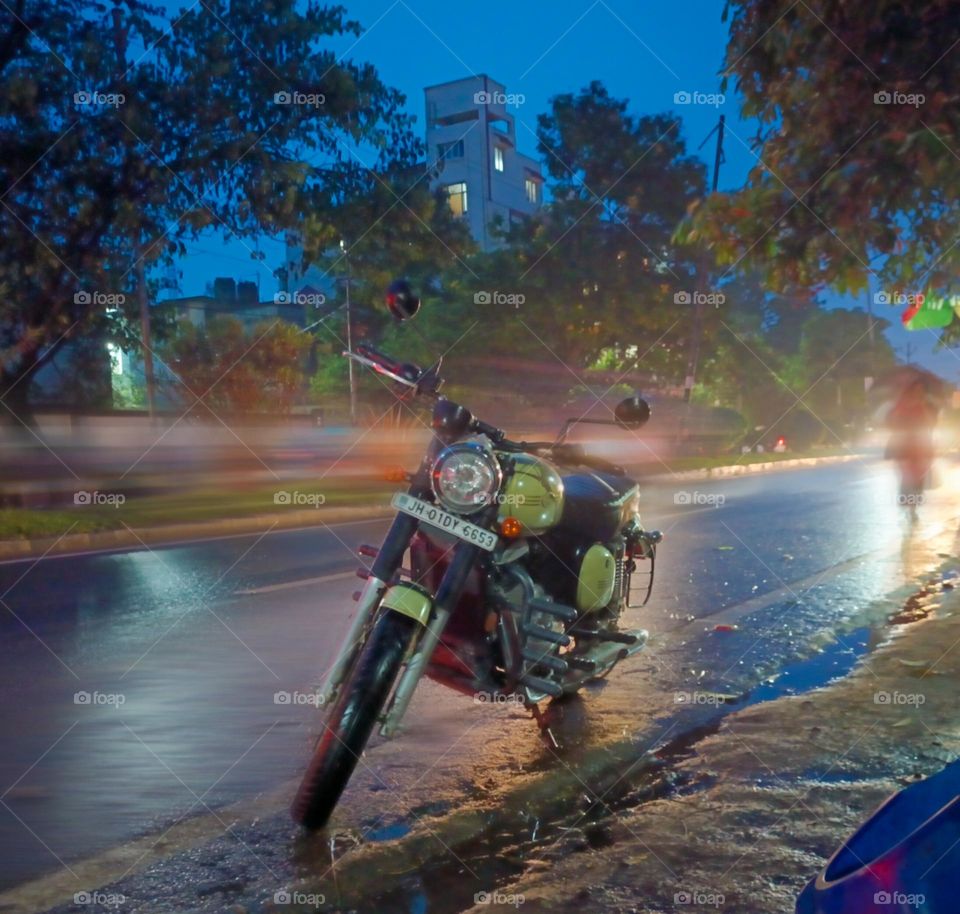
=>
[380,540,482,736]
[319,511,419,705]
[319,472,490,737]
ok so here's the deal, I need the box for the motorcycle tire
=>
[291,610,417,829]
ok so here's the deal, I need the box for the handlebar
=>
[350,343,422,387]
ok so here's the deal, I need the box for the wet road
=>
[1,459,956,894]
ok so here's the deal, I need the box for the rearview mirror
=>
[614,396,651,429]
[385,279,420,322]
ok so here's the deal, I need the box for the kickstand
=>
[528,702,560,750]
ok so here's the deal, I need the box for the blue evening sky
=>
[162,0,960,379]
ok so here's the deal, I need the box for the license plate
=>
[391,492,499,551]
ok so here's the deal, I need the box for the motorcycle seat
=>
[560,472,639,542]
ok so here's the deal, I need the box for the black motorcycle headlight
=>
[430,443,502,515]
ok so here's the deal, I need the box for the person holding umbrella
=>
[884,372,941,520]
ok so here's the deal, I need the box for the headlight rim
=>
[430,442,503,515]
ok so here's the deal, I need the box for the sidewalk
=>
[463,567,960,914]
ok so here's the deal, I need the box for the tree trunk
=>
[0,353,38,429]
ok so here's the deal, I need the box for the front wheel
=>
[291,610,418,829]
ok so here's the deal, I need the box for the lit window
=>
[494,146,504,172]
[438,140,464,160]
[525,178,538,204]
[446,182,468,216]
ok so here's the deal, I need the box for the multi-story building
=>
[425,75,543,250]
[282,74,545,287]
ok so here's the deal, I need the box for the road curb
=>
[0,454,870,561]
[665,452,867,481]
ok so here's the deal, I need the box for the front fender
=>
[380,583,433,627]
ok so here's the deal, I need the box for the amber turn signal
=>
[500,517,522,538]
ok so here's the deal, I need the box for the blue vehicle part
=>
[797,759,960,913]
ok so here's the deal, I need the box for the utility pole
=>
[865,282,876,349]
[711,116,725,194]
[113,9,155,419]
[340,240,357,425]
[135,244,157,419]
[863,279,877,399]
[684,115,726,403]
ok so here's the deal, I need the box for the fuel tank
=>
[497,452,565,536]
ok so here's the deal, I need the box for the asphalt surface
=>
[1,458,956,900]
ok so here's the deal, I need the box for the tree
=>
[434,81,708,397]
[538,82,706,258]
[684,0,960,334]
[692,267,898,437]
[526,83,707,370]
[0,0,417,421]
[161,317,309,414]
[692,273,795,426]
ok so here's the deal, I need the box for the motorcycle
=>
[291,281,662,829]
